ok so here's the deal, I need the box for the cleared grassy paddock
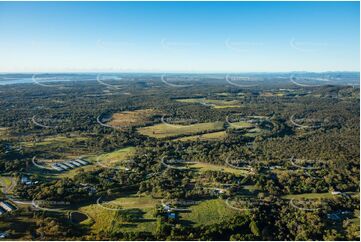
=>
[174,131,227,141]
[79,195,159,233]
[20,135,89,148]
[180,199,238,225]
[282,192,358,200]
[107,109,158,128]
[0,127,9,140]
[228,121,255,129]
[190,162,251,176]
[176,98,241,108]
[137,121,224,139]
[95,147,136,163]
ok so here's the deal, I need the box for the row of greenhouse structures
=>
[51,158,89,172]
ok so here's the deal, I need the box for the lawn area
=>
[106,109,159,128]
[0,176,15,194]
[137,121,224,139]
[244,128,263,137]
[57,163,99,179]
[228,121,255,129]
[215,92,231,97]
[0,127,9,140]
[190,162,251,176]
[282,192,358,200]
[20,135,89,148]
[79,195,159,233]
[94,147,136,163]
[174,131,227,142]
[176,98,241,108]
[180,199,238,225]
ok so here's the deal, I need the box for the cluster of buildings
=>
[0,201,16,216]
[327,210,353,221]
[51,158,89,172]
[20,175,38,186]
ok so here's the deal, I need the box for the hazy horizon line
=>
[0,70,359,75]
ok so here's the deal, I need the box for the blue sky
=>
[0,1,359,72]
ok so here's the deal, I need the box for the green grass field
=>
[79,195,159,233]
[190,162,251,176]
[228,121,255,129]
[137,121,224,139]
[180,199,238,225]
[95,147,136,163]
[282,192,358,200]
[176,98,241,108]
[0,127,9,140]
[20,135,89,148]
[174,131,227,142]
[0,176,14,194]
